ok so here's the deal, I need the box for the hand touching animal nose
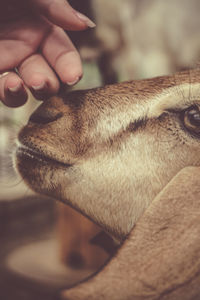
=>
[0,0,95,107]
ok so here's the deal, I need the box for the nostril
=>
[29,111,63,125]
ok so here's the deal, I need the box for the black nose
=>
[29,109,63,125]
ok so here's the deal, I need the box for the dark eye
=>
[182,105,200,134]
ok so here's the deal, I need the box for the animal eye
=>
[182,105,200,134]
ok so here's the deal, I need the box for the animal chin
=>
[15,145,72,197]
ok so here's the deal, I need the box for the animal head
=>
[15,69,200,241]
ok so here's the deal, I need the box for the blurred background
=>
[1,0,200,299]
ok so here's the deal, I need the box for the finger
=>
[0,15,49,73]
[18,53,60,100]
[0,72,28,107]
[41,26,82,85]
[31,0,96,30]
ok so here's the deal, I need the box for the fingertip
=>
[1,76,28,108]
[5,76,23,92]
[64,73,83,87]
[74,11,96,29]
[30,82,60,100]
[66,75,82,86]
[55,51,83,84]
[27,73,60,100]
[4,88,28,107]
[37,0,94,30]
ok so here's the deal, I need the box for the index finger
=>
[31,0,96,30]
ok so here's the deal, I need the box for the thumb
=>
[31,0,95,30]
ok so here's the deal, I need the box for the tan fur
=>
[14,69,200,298]
[15,69,200,240]
[62,167,200,300]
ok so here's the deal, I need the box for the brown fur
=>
[14,69,200,298]
[56,203,108,269]
[62,167,200,300]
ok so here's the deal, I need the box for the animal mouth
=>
[16,145,72,168]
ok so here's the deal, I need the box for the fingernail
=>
[67,76,81,86]
[32,82,45,91]
[8,83,22,93]
[75,11,96,28]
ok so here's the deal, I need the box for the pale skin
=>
[0,0,95,107]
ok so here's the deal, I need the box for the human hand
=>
[0,0,95,107]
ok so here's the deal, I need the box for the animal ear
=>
[61,166,200,300]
